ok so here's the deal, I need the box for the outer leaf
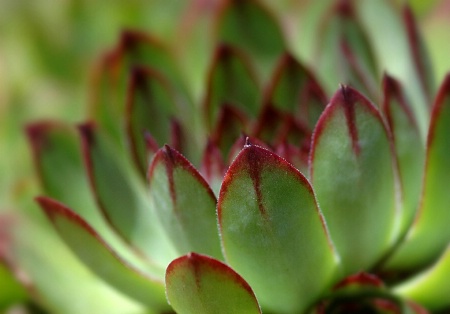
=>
[218,144,339,313]
[148,145,222,260]
[79,124,177,268]
[166,253,261,314]
[382,75,424,236]
[125,66,177,175]
[383,74,450,272]
[36,197,170,311]
[216,0,285,76]
[310,86,398,275]
[203,45,260,130]
[394,245,450,312]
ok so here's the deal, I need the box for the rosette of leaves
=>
[8,0,450,313]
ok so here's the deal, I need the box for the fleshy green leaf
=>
[203,45,260,130]
[310,86,398,275]
[125,66,177,175]
[382,75,424,236]
[263,53,327,129]
[166,253,261,314]
[394,245,450,311]
[79,123,177,268]
[216,0,285,76]
[148,145,222,260]
[383,74,450,272]
[315,0,379,100]
[36,197,170,311]
[218,143,339,313]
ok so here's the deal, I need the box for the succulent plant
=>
[5,0,450,313]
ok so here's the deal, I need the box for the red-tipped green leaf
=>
[36,197,170,311]
[125,66,177,175]
[264,53,327,129]
[148,145,222,259]
[218,144,339,313]
[79,123,177,267]
[383,75,450,272]
[166,253,261,314]
[382,75,424,236]
[203,45,260,130]
[310,86,398,275]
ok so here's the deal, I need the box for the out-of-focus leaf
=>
[395,245,450,311]
[166,253,261,314]
[211,104,248,159]
[216,0,286,77]
[0,262,27,311]
[315,0,379,100]
[383,74,450,272]
[382,75,424,236]
[125,66,177,176]
[218,143,339,313]
[148,145,222,260]
[356,0,430,136]
[203,45,260,130]
[200,140,227,196]
[79,123,177,268]
[310,86,398,275]
[12,206,147,314]
[36,197,170,311]
[263,53,327,129]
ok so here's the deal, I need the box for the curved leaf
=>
[394,245,450,312]
[148,145,222,260]
[382,75,424,236]
[218,143,339,313]
[79,123,177,268]
[383,74,450,272]
[310,85,398,275]
[36,197,170,311]
[166,253,261,314]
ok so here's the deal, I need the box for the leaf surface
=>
[166,253,261,314]
[310,86,398,274]
[148,145,222,259]
[36,197,170,311]
[218,144,338,313]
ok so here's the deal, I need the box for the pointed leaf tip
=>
[148,145,221,259]
[218,144,338,312]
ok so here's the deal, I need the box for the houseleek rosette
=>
[5,0,450,313]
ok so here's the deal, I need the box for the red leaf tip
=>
[334,272,384,290]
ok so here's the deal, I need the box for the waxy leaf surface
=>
[218,144,338,313]
[36,197,170,311]
[310,86,398,275]
[80,124,177,268]
[166,253,261,314]
[384,75,450,271]
[148,145,222,260]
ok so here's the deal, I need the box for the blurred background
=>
[0,0,449,311]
